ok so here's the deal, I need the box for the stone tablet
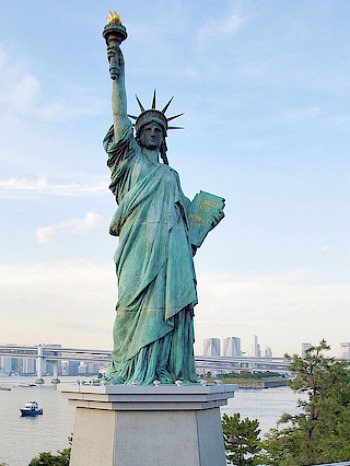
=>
[188,190,225,247]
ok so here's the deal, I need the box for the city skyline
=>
[1,2,350,357]
[2,338,350,361]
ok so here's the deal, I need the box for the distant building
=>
[253,335,261,358]
[68,361,80,376]
[11,358,23,374]
[222,337,242,357]
[264,346,273,358]
[23,358,36,374]
[302,343,312,358]
[0,357,12,373]
[78,362,88,374]
[203,338,221,356]
[340,342,350,360]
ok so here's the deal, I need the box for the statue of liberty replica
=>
[65,13,232,466]
[102,12,224,386]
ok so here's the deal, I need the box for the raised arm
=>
[107,45,130,140]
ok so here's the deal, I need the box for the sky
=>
[0,1,349,358]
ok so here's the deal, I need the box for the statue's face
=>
[139,122,164,151]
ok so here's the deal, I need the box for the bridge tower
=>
[34,344,45,384]
[51,360,60,384]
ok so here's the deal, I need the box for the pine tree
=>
[263,339,350,465]
[222,412,263,465]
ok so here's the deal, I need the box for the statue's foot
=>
[103,373,126,385]
[156,369,175,384]
[174,374,200,385]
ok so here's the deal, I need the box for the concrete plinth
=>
[60,383,237,466]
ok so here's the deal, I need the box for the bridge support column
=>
[51,361,60,384]
[35,344,45,384]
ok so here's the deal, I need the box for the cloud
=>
[8,73,40,110]
[0,49,40,114]
[197,6,245,43]
[194,269,350,356]
[36,212,105,243]
[0,43,103,122]
[0,261,116,348]
[1,261,349,354]
[283,106,321,122]
[0,177,108,199]
[36,99,103,121]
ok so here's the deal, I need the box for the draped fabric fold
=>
[103,121,198,385]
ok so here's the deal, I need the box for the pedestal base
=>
[60,384,237,466]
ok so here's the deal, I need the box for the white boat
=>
[20,401,43,417]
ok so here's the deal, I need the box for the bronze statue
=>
[102,12,223,385]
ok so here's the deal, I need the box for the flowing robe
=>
[103,122,198,385]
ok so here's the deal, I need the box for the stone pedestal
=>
[60,383,237,466]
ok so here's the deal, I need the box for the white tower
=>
[203,338,221,356]
[222,337,242,357]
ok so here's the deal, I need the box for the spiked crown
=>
[129,90,184,137]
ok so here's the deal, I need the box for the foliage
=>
[28,449,70,466]
[202,370,287,385]
[28,436,71,466]
[222,412,263,465]
[262,339,350,466]
[223,370,283,380]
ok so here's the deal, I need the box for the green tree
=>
[28,449,70,466]
[222,412,263,465]
[263,339,350,466]
[28,436,71,466]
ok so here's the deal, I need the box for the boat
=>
[0,385,11,391]
[20,401,43,417]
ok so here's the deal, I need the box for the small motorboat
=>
[0,385,11,391]
[20,401,43,417]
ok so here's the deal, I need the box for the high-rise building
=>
[340,342,350,360]
[253,335,261,358]
[222,337,242,357]
[264,346,273,358]
[302,343,312,358]
[203,338,221,356]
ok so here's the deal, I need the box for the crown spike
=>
[162,96,174,114]
[128,114,138,120]
[167,113,184,122]
[135,95,145,112]
[168,126,184,130]
[152,89,157,110]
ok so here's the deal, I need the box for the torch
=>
[102,11,128,80]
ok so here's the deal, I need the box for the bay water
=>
[0,376,303,466]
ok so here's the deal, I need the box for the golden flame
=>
[107,11,122,25]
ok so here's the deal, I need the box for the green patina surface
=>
[102,14,223,385]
